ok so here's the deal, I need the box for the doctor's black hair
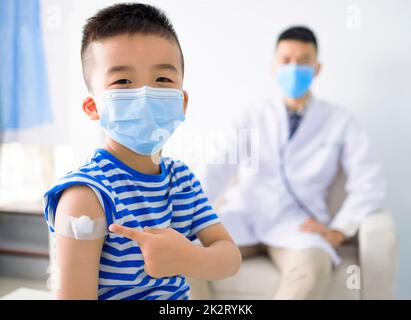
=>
[80,2,184,91]
[276,26,318,52]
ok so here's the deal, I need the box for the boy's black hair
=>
[276,26,318,52]
[81,3,184,91]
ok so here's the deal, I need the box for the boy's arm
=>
[110,222,241,281]
[183,223,242,281]
[53,185,105,300]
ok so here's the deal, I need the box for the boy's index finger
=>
[109,224,151,243]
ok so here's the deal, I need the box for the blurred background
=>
[0,0,410,299]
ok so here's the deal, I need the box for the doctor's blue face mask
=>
[276,64,316,99]
[94,86,185,155]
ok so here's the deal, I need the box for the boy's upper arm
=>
[195,222,235,248]
[53,185,106,300]
[55,185,106,221]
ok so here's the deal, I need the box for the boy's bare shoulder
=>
[56,185,105,219]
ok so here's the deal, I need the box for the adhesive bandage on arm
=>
[55,214,108,240]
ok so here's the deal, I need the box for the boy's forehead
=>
[90,33,182,74]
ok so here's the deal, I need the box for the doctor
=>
[197,26,386,299]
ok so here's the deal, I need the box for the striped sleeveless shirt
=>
[43,148,220,300]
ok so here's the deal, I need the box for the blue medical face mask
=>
[276,64,316,99]
[96,86,185,155]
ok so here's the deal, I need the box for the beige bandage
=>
[55,214,108,240]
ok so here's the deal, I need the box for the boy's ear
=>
[182,90,189,114]
[82,97,100,120]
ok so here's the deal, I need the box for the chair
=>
[189,169,398,300]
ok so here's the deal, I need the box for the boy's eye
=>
[156,77,173,83]
[113,79,132,85]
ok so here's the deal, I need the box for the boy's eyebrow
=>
[152,63,179,73]
[106,65,135,75]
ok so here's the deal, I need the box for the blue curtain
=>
[0,0,52,132]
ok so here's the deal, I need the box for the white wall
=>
[41,0,411,298]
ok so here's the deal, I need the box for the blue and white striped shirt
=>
[43,148,220,300]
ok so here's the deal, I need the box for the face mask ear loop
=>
[90,94,103,117]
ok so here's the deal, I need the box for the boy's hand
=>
[108,224,192,278]
[300,218,347,248]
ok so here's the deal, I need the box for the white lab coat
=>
[197,94,386,265]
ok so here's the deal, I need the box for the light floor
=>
[0,277,48,298]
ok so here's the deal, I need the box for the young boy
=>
[43,3,241,300]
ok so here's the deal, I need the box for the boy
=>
[43,3,241,300]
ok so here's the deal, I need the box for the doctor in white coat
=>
[196,26,386,299]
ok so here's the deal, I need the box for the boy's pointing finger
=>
[109,224,151,243]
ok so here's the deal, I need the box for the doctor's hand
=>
[300,218,347,248]
[109,224,193,278]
